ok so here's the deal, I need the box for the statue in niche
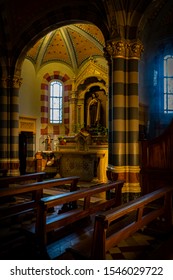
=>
[45,135,52,151]
[87,93,101,127]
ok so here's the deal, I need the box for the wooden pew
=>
[91,186,173,259]
[0,176,80,221]
[35,180,124,256]
[0,171,46,188]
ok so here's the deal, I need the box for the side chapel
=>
[1,0,173,202]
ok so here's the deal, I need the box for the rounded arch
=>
[75,59,108,93]
[13,2,109,75]
[79,82,108,99]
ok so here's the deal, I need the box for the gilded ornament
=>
[127,41,144,59]
[105,40,126,58]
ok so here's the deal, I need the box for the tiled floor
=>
[52,219,173,260]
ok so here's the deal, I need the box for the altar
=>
[36,132,108,183]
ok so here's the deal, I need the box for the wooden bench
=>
[91,186,173,259]
[0,171,46,188]
[35,180,124,255]
[0,176,80,221]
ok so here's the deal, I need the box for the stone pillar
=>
[0,75,22,175]
[69,91,77,134]
[0,78,9,172]
[105,39,144,201]
[77,98,85,130]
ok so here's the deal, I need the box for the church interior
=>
[0,0,173,260]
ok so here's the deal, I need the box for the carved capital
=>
[105,39,144,60]
[127,40,144,59]
[105,40,126,58]
[13,76,23,88]
[1,76,22,89]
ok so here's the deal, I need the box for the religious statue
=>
[45,135,52,151]
[87,93,101,127]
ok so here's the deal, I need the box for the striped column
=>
[69,91,77,134]
[105,39,144,201]
[0,78,9,171]
[0,75,21,175]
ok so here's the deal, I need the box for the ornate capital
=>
[12,76,23,88]
[127,40,144,59]
[1,75,22,89]
[104,40,126,58]
[105,39,144,60]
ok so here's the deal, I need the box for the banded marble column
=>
[0,75,21,175]
[105,39,144,201]
[0,77,9,171]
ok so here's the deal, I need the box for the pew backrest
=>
[0,176,80,220]
[91,186,173,259]
[36,180,124,252]
[0,171,46,188]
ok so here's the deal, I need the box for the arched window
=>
[50,81,63,123]
[164,55,173,113]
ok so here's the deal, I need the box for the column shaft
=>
[105,39,143,201]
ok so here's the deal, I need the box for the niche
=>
[84,86,107,129]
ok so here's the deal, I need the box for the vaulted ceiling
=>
[1,0,173,75]
[26,23,106,72]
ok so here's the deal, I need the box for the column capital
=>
[104,39,126,59]
[127,40,144,59]
[0,75,22,89]
[69,91,77,103]
[104,39,144,60]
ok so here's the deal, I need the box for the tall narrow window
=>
[164,55,173,113]
[50,81,63,123]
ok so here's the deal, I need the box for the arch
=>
[13,2,109,75]
[75,60,108,93]
[79,82,108,99]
